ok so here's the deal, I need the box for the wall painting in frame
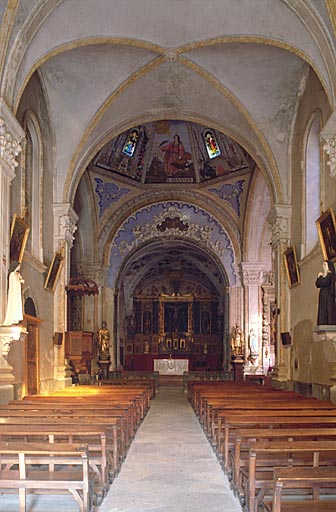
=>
[316,209,336,261]
[283,246,300,288]
[44,252,63,291]
[9,214,29,263]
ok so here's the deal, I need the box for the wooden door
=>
[23,315,41,396]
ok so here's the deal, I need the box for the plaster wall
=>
[289,68,335,387]
[10,72,57,390]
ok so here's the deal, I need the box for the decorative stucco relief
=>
[108,202,235,288]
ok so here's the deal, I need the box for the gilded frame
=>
[44,252,63,291]
[9,214,30,263]
[283,246,300,288]
[316,209,336,261]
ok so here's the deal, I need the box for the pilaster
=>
[0,100,24,401]
[53,204,78,384]
[267,204,292,382]
[0,99,24,323]
[241,262,269,367]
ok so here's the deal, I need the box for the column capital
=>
[53,203,78,248]
[0,99,25,178]
[321,109,336,178]
[240,262,269,286]
[267,204,292,246]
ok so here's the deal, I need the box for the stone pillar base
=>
[0,384,14,404]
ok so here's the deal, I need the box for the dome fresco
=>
[94,120,256,184]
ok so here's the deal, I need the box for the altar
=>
[153,358,188,375]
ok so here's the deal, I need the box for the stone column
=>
[53,203,78,386]
[0,99,25,402]
[321,110,336,179]
[241,262,268,368]
[267,204,292,383]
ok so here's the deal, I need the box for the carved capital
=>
[53,204,78,248]
[267,204,292,245]
[0,99,25,177]
[323,135,336,178]
[240,262,268,286]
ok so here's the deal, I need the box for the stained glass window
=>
[204,130,221,159]
[122,129,139,158]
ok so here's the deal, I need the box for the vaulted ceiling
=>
[2,0,334,205]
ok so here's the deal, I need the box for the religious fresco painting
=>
[145,121,194,183]
[94,126,149,182]
[93,121,254,185]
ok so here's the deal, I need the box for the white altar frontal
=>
[154,358,188,375]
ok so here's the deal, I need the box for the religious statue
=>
[247,328,258,365]
[2,262,24,326]
[230,324,244,357]
[315,260,336,325]
[97,321,111,359]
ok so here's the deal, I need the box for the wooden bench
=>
[0,441,94,512]
[97,378,157,399]
[220,415,336,470]
[232,427,336,495]
[0,416,121,479]
[264,466,336,511]
[246,440,336,512]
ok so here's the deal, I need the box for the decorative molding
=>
[321,110,336,179]
[240,262,269,286]
[0,99,25,176]
[53,203,78,248]
[267,204,292,245]
[323,135,336,178]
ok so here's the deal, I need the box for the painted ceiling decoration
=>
[108,202,235,288]
[208,180,245,217]
[93,120,255,185]
[93,177,130,218]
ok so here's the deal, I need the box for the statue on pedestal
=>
[230,324,244,358]
[97,321,111,380]
[315,260,336,326]
[98,321,111,359]
[2,262,24,326]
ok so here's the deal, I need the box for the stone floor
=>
[0,387,242,512]
[99,386,241,512]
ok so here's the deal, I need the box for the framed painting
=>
[44,252,63,291]
[283,246,300,288]
[9,214,30,263]
[316,209,336,261]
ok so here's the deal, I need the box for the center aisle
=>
[100,387,241,512]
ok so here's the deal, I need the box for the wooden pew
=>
[264,466,336,511]
[0,424,112,494]
[246,440,336,512]
[232,427,336,495]
[0,415,121,479]
[219,415,336,469]
[0,441,94,512]
[97,378,157,399]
